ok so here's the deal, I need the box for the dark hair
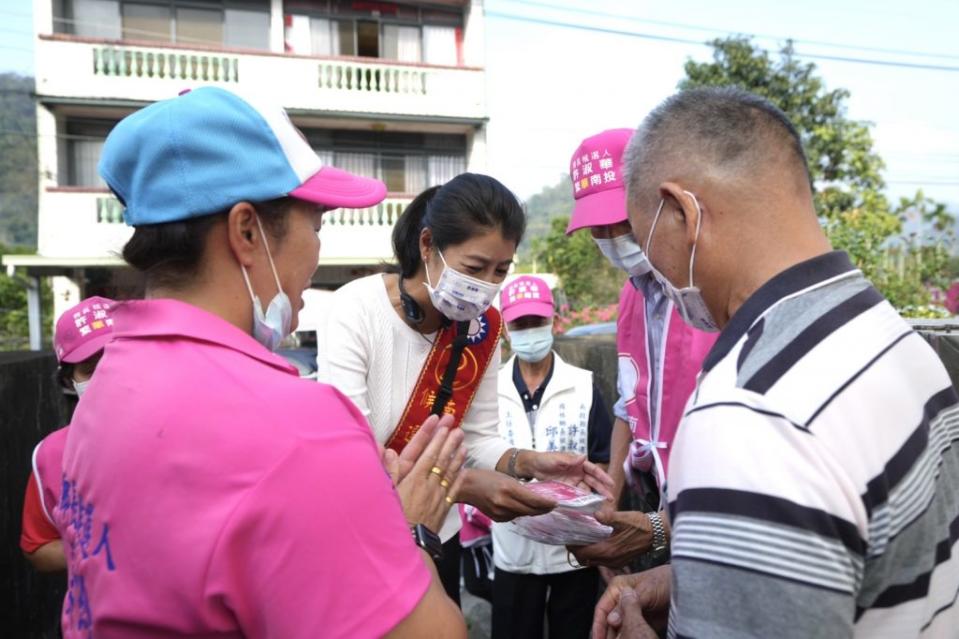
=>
[56,363,76,393]
[121,197,295,289]
[391,173,526,278]
[624,86,812,204]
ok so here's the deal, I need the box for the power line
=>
[486,10,959,73]
[0,28,32,39]
[505,0,959,62]
[888,180,959,186]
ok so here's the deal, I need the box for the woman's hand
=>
[383,414,466,532]
[520,451,615,498]
[456,468,557,522]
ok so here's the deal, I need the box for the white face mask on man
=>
[644,192,720,332]
[73,378,91,397]
[424,250,502,322]
[594,234,652,278]
[509,324,554,363]
[239,214,293,351]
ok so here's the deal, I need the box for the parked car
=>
[562,322,616,337]
[276,345,318,380]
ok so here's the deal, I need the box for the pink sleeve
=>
[205,406,431,638]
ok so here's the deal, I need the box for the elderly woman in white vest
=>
[492,275,613,639]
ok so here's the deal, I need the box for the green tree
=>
[681,37,954,312]
[531,215,623,309]
[0,244,53,351]
[0,73,38,248]
[519,174,575,258]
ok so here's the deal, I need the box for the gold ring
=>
[430,466,444,477]
[440,478,450,488]
[445,495,454,504]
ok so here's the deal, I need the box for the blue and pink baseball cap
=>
[99,87,387,226]
[565,128,634,235]
[500,276,554,323]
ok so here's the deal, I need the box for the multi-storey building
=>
[5,0,488,346]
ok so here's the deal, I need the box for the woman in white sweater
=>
[318,173,612,603]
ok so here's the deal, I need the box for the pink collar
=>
[111,298,298,375]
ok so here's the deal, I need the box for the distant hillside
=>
[519,174,573,258]
[0,73,37,249]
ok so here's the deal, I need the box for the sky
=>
[483,0,959,210]
[0,0,956,209]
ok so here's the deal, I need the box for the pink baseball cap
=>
[55,296,117,364]
[500,276,554,323]
[565,128,634,235]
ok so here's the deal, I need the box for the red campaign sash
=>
[386,308,503,454]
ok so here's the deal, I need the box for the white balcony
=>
[35,35,487,121]
[37,188,411,265]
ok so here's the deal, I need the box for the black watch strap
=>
[411,523,444,561]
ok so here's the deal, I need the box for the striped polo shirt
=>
[667,251,959,638]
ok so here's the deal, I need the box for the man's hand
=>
[568,509,654,568]
[614,589,659,639]
[592,565,671,639]
[522,452,615,498]
[456,468,557,522]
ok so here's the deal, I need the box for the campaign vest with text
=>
[617,280,717,492]
[492,353,593,575]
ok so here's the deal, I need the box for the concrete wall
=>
[553,334,618,412]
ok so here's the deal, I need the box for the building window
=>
[382,24,420,63]
[68,0,122,39]
[307,17,355,57]
[64,121,114,187]
[307,130,466,195]
[174,6,223,46]
[285,2,461,64]
[121,2,171,41]
[62,0,270,50]
[225,9,269,50]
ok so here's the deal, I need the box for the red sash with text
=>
[386,308,503,454]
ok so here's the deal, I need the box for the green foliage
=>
[681,37,955,312]
[520,175,574,258]
[531,215,623,309]
[0,244,54,351]
[0,73,38,248]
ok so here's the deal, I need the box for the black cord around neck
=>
[398,275,425,326]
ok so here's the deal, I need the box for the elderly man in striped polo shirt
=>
[593,86,959,639]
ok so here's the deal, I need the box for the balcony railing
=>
[37,35,486,120]
[38,189,410,265]
[93,46,240,83]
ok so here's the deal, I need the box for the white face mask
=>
[594,234,652,278]
[509,324,554,362]
[424,250,501,322]
[240,215,293,351]
[644,192,720,332]
[73,379,91,397]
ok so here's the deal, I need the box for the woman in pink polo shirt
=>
[56,87,468,638]
[20,296,115,573]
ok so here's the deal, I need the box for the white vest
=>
[492,352,595,574]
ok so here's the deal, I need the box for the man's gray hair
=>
[623,87,811,205]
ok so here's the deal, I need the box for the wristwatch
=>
[411,523,444,561]
[648,511,669,555]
